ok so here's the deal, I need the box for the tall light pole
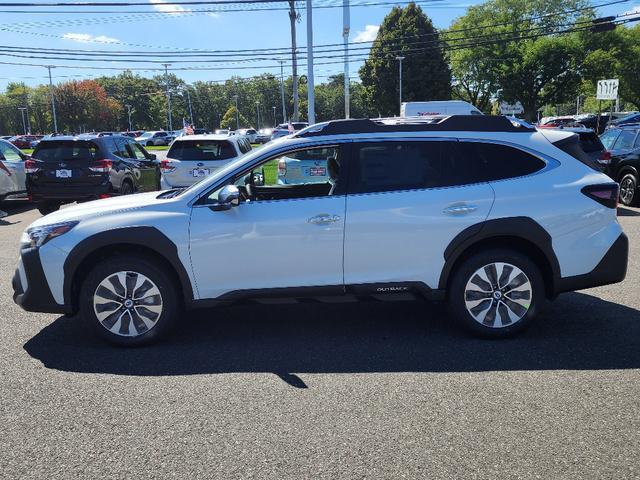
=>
[306,0,315,124]
[185,88,194,126]
[343,0,350,119]
[278,60,286,123]
[162,63,173,131]
[288,0,299,122]
[125,104,133,131]
[46,65,58,133]
[255,101,260,129]
[18,107,27,135]
[395,56,405,115]
[233,95,239,130]
[272,106,276,127]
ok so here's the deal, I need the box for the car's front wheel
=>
[79,255,179,346]
[37,201,61,215]
[448,249,543,338]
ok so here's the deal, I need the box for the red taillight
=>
[160,159,176,173]
[0,161,11,176]
[598,150,612,165]
[89,159,112,173]
[98,194,110,199]
[278,158,286,176]
[24,159,40,174]
[582,184,619,209]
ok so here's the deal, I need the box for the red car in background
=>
[10,135,43,149]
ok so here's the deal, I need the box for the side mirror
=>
[211,185,240,211]
[148,153,157,161]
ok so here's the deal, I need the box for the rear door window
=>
[613,130,638,150]
[33,141,99,161]
[167,140,237,161]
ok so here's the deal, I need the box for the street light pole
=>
[186,88,194,126]
[18,107,26,135]
[255,101,260,129]
[46,65,58,133]
[162,63,173,131]
[395,56,405,115]
[272,106,276,127]
[278,60,286,123]
[233,95,239,130]
[306,0,315,125]
[343,0,350,119]
[125,104,133,131]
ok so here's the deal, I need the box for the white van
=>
[401,100,483,117]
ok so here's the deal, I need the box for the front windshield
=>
[177,137,289,198]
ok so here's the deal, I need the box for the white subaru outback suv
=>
[13,116,628,346]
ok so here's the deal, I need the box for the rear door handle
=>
[443,204,478,216]
[308,214,341,225]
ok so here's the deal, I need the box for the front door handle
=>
[308,214,341,225]
[443,204,478,216]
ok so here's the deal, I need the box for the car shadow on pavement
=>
[23,291,640,386]
[618,207,640,217]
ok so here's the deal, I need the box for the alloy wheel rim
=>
[93,271,163,337]
[464,262,532,328]
[620,178,634,204]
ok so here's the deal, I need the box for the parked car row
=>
[538,111,640,134]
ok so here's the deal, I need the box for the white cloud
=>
[623,6,640,18]
[63,33,120,44]
[354,25,379,43]
[149,0,188,14]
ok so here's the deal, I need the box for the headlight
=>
[22,221,79,249]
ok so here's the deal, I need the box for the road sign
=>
[597,79,619,100]
[500,101,524,115]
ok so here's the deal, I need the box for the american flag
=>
[183,118,194,135]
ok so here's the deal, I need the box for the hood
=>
[28,191,166,229]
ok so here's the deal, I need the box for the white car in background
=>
[135,131,171,147]
[159,134,252,189]
[0,139,27,202]
[237,128,258,143]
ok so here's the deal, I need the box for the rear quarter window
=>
[455,142,547,183]
[577,132,604,153]
[552,135,600,170]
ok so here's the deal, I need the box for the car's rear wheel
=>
[618,173,638,206]
[120,180,134,195]
[37,201,61,215]
[448,249,543,338]
[79,255,178,346]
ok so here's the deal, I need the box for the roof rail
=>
[295,115,536,137]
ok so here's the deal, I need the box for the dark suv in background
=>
[26,135,160,215]
[599,124,640,205]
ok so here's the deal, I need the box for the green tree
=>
[359,3,451,116]
[220,105,248,130]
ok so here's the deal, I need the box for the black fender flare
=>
[616,163,639,182]
[63,226,194,313]
[438,217,561,290]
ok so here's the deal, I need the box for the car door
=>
[189,144,348,299]
[126,140,159,191]
[343,139,495,290]
[0,141,26,193]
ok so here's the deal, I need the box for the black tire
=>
[146,141,153,147]
[79,254,179,346]
[120,180,134,195]
[447,249,544,338]
[37,202,61,215]
[618,172,638,206]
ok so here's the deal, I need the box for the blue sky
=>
[0,0,637,90]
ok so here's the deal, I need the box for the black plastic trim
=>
[555,233,628,294]
[13,248,66,314]
[63,226,194,314]
[439,217,561,290]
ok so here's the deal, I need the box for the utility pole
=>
[186,88,194,126]
[46,65,58,133]
[125,104,133,131]
[278,60,286,122]
[272,106,276,127]
[18,107,27,135]
[343,0,350,119]
[255,101,260,129]
[396,56,405,115]
[306,0,315,124]
[288,0,299,122]
[233,95,239,130]
[162,63,173,131]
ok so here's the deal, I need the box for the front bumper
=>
[12,247,66,314]
[555,232,628,294]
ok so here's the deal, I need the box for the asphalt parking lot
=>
[1,202,639,479]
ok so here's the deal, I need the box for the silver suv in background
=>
[135,131,171,147]
[160,134,252,189]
